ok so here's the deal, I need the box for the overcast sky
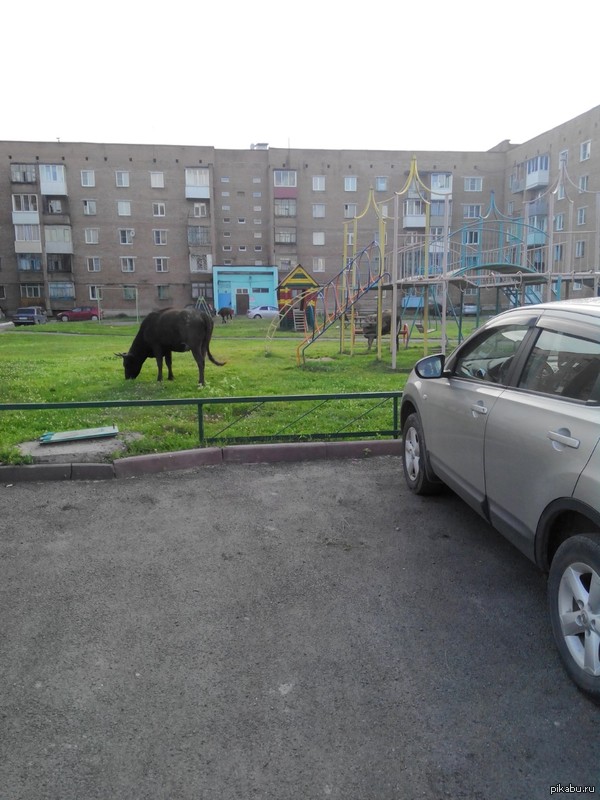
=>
[2,0,597,153]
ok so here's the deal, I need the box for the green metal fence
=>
[0,391,402,447]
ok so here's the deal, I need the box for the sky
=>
[2,0,598,153]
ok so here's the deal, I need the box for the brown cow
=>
[362,310,400,350]
[218,307,234,323]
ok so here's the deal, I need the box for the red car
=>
[56,306,102,322]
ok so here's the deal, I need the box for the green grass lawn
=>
[0,315,474,464]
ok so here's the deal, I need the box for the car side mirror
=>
[414,353,446,379]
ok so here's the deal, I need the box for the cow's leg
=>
[165,351,174,381]
[155,355,164,381]
[192,349,206,385]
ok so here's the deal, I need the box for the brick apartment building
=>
[1,104,599,317]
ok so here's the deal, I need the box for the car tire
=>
[91,315,98,321]
[253,314,262,319]
[401,412,442,495]
[60,315,69,322]
[548,534,600,703]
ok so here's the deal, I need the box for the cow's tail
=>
[207,345,226,367]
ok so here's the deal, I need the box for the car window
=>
[453,324,530,384]
[518,329,600,402]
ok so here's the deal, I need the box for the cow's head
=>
[115,351,143,380]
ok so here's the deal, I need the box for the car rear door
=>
[483,317,600,559]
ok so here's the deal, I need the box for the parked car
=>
[12,306,48,326]
[247,305,280,319]
[462,303,479,316]
[55,306,102,322]
[400,298,600,701]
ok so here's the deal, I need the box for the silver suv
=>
[401,298,600,701]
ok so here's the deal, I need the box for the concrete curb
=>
[0,439,403,483]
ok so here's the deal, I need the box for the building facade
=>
[1,105,600,317]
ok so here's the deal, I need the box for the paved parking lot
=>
[1,456,598,800]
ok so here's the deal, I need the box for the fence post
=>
[197,401,205,446]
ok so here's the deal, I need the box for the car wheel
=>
[91,315,98,321]
[401,412,442,495]
[60,314,69,322]
[548,534,600,702]
[253,314,262,319]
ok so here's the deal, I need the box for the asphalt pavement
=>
[1,455,598,800]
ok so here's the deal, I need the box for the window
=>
[12,194,38,212]
[555,213,564,231]
[375,176,388,192]
[21,284,43,299]
[119,228,135,245]
[238,217,246,224]
[577,207,587,226]
[312,203,326,218]
[313,232,325,246]
[85,228,99,244]
[220,176,230,183]
[579,175,589,193]
[464,204,482,219]
[15,224,41,242]
[344,176,357,192]
[463,230,480,245]
[464,177,483,192]
[518,328,600,402]
[431,173,452,192]
[17,256,42,271]
[90,285,103,301]
[274,170,297,187]
[87,257,101,272]
[559,149,568,166]
[274,198,297,217]
[123,286,137,301]
[157,285,170,301]
[45,227,72,245]
[254,231,262,238]
[155,257,169,272]
[254,245,263,252]
[116,170,130,187]
[558,183,565,200]
[274,228,296,244]
[117,200,131,216]
[40,165,66,184]
[454,324,530,384]
[554,244,564,262]
[188,227,210,246]
[527,155,549,173]
[253,219,262,226]
[153,202,166,217]
[121,257,136,272]
[343,204,357,218]
[253,177,261,184]
[580,141,591,161]
[48,282,75,299]
[239,245,247,252]
[47,254,71,272]
[191,255,210,273]
[193,203,208,218]
[153,229,167,245]
[575,240,585,258]
[11,163,36,183]
[150,171,164,188]
[312,257,325,273]
[46,199,63,214]
[313,175,325,191]
[81,170,95,187]
[185,168,210,187]
[223,231,231,238]
[252,192,262,198]
[222,245,232,252]
[83,199,97,215]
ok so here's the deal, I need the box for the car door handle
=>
[471,402,488,416]
[548,429,580,449]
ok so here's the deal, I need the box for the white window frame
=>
[119,228,135,245]
[155,257,169,272]
[83,199,97,215]
[153,202,166,217]
[313,175,326,191]
[464,177,483,192]
[85,228,99,244]
[577,207,587,226]
[121,257,136,272]
[274,170,297,188]
[87,257,101,272]
[117,200,131,216]
[312,204,326,218]
[150,171,165,188]
[115,170,130,188]
[81,170,96,187]
[580,141,591,161]
[153,229,168,245]
[344,176,357,192]
[313,231,325,246]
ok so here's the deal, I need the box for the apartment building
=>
[1,104,599,317]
